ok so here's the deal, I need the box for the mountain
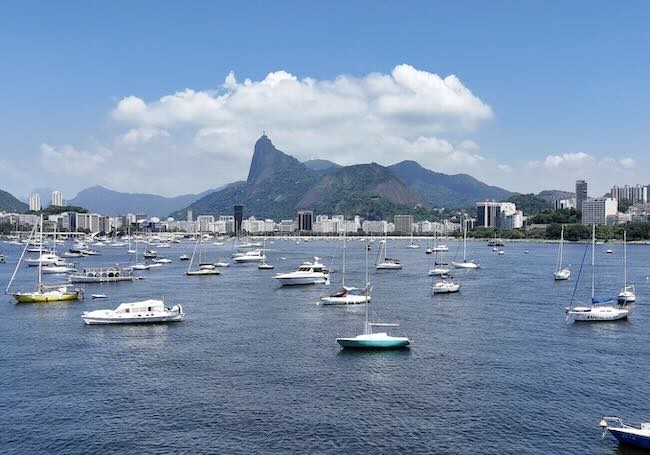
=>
[0,189,28,213]
[536,190,575,204]
[298,163,429,219]
[303,159,341,172]
[504,193,551,215]
[175,135,320,219]
[70,186,218,217]
[388,160,512,208]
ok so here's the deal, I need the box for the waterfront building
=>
[29,192,41,211]
[576,180,588,211]
[51,190,63,207]
[476,201,523,230]
[581,198,618,225]
[197,215,214,232]
[362,220,388,235]
[610,184,648,205]
[393,215,414,234]
[234,205,243,235]
[297,210,313,231]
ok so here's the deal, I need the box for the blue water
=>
[1,238,649,454]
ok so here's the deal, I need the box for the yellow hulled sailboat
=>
[7,215,82,304]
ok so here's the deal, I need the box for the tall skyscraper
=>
[576,180,588,212]
[29,192,41,211]
[51,190,63,207]
[187,209,193,222]
[297,210,313,231]
[610,184,648,205]
[234,205,244,235]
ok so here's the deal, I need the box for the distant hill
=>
[536,190,574,204]
[504,193,551,215]
[70,186,218,217]
[388,160,512,208]
[0,189,28,213]
[303,159,341,174]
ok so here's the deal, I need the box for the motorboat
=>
[179,254,190,261]
[214,261,230,267]
[432,278,461,294]
[258,263,275,270]
[25,253,62,267]
[497,250,505,255]
[274,257,329,286]
[153,258,172,264]
[600,416,650,449]
[186,268,220,276]
[91,294,107,299]
[81,249,101,256]
[143,249,157,258]
[425,248,433,255]
[232,250,265,263]
[41,265,76,274]
[618,285,636,304]
[606,249,613,254]
[432,245,449,253]
[69,267,133,283]
[62,251,83,258]
[428,267,450,276]
[82,299,184,324]
[131,263,150,270]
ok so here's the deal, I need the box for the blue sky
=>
[1,1,648,198]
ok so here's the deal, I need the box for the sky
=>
[1,1,649,199]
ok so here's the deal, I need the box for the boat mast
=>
[623,231,627,288]
[591,223,595,299]
[364,240,370,335]
[38,215,43,292]
[463,217,467,261]
[188,231,200,273]
[5,223,37,294]
[341,230,346,288]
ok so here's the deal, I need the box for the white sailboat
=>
[566,225,632,322]
[406,230,420,249]
[376,238,402,270]
[257,238,274,270]
[554,225,571,280]
[452,219,479,269]
[186,233,220,276]
[322,232,370,304]
[336,243,410,349]
[432,277,461,294]
[618,231,636,303]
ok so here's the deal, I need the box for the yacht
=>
[274,257,329,286]
[82,299,184,324]
[25,253,66,267]
[432,278,461,294]
[41,265,76,274]
[600,416,650,449]
[143,249,157,258]
[69,267,133,283]
[232,250,265,263]
[428,266,450,276]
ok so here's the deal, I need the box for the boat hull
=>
[69,276,133,283]
[376,263,402,270]
[275,276,328,286]
[321,295,370,305]
[452,261,479,269]
[337,337,410,349]
[609,429,650,449]
[14,291,80,303]
[82,314,184,325]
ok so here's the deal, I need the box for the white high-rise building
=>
[581,198,618,225]
[29,192,41,211]
[610,184,648,205]
[51,190,63,207]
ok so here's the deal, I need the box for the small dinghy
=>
[600,416,650,449]
[91,294,107,299]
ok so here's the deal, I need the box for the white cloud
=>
[40,143,111,175]
[118,128,169,147]
[543,152,593,169]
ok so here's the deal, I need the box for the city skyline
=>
[1,2,649,198]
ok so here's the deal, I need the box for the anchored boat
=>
[600,416,650,449]
[82,299,184,324]
[69,267,133,283]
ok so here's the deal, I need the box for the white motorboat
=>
[153,258,172,264]
[143,249,157,258]
[428,267,450,276]
[618,231,636,303]
[179,254,190,261]
[497,250,505,255]
[432,245,449,252]
[131,264,150,270]
[91,294,107,299]
[82,299,184,324]
[258,263,275,270]
[600,416,650,449]
[214,261,230,267]
[41,265,76,274]
[63,251,83,258]
[432,278,461,294]
[274,257,329,286]
[606,248,613,254]
[25,253,61,267]
[232,250,265,263]
[566,225,633,323]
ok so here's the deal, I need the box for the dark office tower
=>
[297,210,313,231]
[234,205,243,235]
[576,180,588,212]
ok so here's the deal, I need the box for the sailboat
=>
[406,230,420,249]
[322,232,370,304]
[618,231,636,303]
[7,216,82,303]
[336,243,410,349]
[186,233,220,276]
[553,225,571,280]
[257,238,274,270]
[428,235,450,276]
[376,238,402,269]
[452,219,479,269]
[566,225,631,322]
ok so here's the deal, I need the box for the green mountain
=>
[504,193,551,215]
[388,160,512,208]
[174,135,320,219]
[0,189,28,213]
[298,163,429,219]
